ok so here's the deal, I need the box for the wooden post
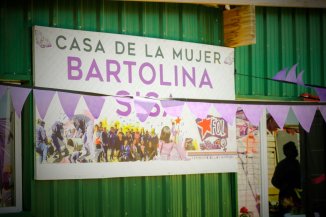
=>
[223,5,256,47]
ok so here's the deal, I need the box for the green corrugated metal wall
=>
[236,7,326,100]
[1,1,325,216]
[0,1,237,217]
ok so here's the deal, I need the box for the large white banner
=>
[33,26,235,100]
[33,26,237,180]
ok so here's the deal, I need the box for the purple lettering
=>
[115,90,131,116]
[159,64,171,86]
[146,92,160,117]
[139,62,156,85]
[182,67,196,87]
[199,69,213,88]
[123,61,136,83]
[67,56,83,80]
[85,59,103,81]
[106,59,121,82]
[174,65,178,86]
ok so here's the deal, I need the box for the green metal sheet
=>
[2,1,326,217]
[236,7,326,100]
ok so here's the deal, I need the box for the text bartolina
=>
[55,36,221,89]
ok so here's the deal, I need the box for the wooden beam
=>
[113,0,326,8]
[223,5,256,47]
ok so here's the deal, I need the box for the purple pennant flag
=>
[214,103,238,125]
[292,105,317,132]
[186,102,212,119]
[296,71,305,86]
[160,100,185,117]
[315,88,326,102]
[240,104,266,126]
[273,68,287,81]
[285,64,298,83]
[319,106,326,123]
[83,95,105,119]
[9,86,31,118]
[34,89,56,120]
[134,97,157,122]
[266,105,290,129]
[0,85,7,99]
[57,91,81,119]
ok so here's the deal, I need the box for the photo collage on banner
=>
[34,95,237,179]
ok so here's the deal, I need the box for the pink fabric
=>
[186,102,211,119]
[160,100,185,117]
[285,64,298,83]
[34,89,56,119]
[272,68,287,81]
[9,86,31,118]
[296,71,305,86]
[158,140,186,160]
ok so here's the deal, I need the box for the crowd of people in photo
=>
[35,114,188,163]
[91,123,160,162]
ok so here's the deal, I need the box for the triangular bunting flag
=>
[186,102,211,119]
[273,68,287,81]
[34,89,56,120]
[134,97,157,122]
[83,95,105,119]
[0,85,7,99]
[9,86,31,118]
[214,103,238,125]
[57,91,81,119]
[319,106,326,123]
[285,64,298,83]
[296,71,305,86]
[160,100,185,117]
[315,88,326,102]
[266,105,290,129]
[292,106,317,132]
[240,104,265,126]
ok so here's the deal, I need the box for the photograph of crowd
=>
[35,114,190,164]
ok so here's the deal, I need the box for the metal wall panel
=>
[2,1,325,216]
[235,7,326,100]
[0,1,236,217]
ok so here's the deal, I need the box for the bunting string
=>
[1,84,326,132]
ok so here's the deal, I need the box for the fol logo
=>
[196,115,228,140]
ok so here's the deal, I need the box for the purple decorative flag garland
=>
[134,97,157,122]
[186,102,211,119]
[34,89,56,120]
[0,85,7,99]
[291,106,318,132]
[315,88,326,102]
[9,86,31,118]
[241,104,265,126]
[57,91,81,119]
[319,106,326,123]
[266,105,290,129]
[272,68,287,81]
[285,64,298,83]
[160,100,185,117]
[214,103,238,125]
[83,95,105,119]
[296,71,305,86]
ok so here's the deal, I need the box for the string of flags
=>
[273,64,326,101]
[1,84,325,133]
